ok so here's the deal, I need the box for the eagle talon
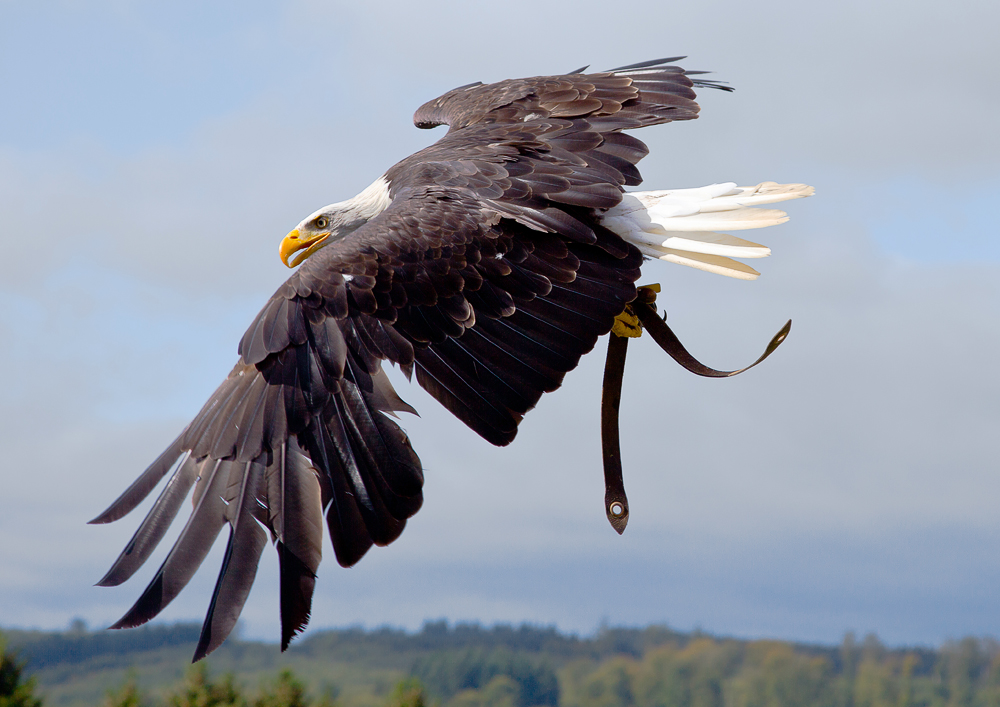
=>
[636,283,661,304]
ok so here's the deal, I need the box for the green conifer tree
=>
[0,635,42,707]
[102,674,148,707]
[167,663,247,707]
[386,679,427,707]
[253,670,311,707]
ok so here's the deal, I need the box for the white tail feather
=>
[623,226,770,259]
[647,207,789,232]
[601,181,814,280]
[664,233,770,259]
[696,182,815,211]
[635,244,762,280]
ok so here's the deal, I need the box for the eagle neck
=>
[344,176,392,223]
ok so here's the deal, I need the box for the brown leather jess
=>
[599,284,791,534]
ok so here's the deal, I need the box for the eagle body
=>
[92,58,812,660]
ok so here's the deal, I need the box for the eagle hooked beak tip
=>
[280,228,330,268]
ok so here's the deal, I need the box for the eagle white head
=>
[280,176,392,267]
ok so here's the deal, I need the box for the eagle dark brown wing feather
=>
[92,57,721,660]
[412,56,729,133]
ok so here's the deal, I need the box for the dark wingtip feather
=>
[602,57,734,93]
[278,542,317,650]
[691,77,735,92]
[89,437,185,524]
[93,453,200,587]
[192,622,216,662]
[95,569,124,588]
[607,56,686,72]
[108,573,165,629]
[193,464,268,662]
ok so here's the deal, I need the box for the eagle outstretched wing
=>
[412,56,728,132]
[91,57,724,659]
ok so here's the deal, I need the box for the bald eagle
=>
[91,58,812,660]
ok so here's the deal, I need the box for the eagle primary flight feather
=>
[92,58,813,660]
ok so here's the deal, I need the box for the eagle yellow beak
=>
[280,228,330,268]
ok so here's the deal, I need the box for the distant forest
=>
[4,621,1000,707]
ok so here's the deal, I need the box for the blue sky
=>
[1,0,999,648]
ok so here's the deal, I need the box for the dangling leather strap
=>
[600,285,791,533]
[601,333,630,535]
[634,301,791,378]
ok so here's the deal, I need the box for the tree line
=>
[5,624,1000,707]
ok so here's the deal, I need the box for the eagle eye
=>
[315,216,329,230]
